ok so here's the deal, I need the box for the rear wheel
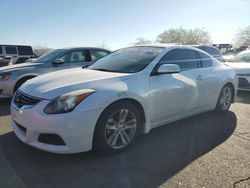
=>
[215,85,233,112]
[93,102,141,153]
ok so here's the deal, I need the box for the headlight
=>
[44,89,95,114]
[0,72,11,81]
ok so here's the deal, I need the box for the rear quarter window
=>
[17,46,33,55]
[90,49,110,61]
[199,52,213,68]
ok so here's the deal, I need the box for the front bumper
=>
[11,100,101,154]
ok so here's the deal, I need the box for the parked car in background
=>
[227,50,250,63]
[0,47,111,97]
[11,45,237,154]
[195,45,225,62]
[226,50,250,91]
[0,45,34,65]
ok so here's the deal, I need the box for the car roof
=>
[0,44,32,47]
[127,44,205,52]
[133,43,181,48]
[57,47,111,52]
[195,44,220,49]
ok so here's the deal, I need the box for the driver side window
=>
[159,49,199,71]
[59,50,86,63]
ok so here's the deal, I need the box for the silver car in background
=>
[0,47,111,97]
[226,50,250,91]
[194,45,225,62]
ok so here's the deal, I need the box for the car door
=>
[197,51,222,107]
[51,49,91,71]
[149,48,203,124]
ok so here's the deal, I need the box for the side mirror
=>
[53,59,64,65]
[157,64,180,74]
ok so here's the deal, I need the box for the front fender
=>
[75,78,151,133]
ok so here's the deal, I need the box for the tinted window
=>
[0,47,2,54]
[6,47,17,54]
[198,46,221,56]
[59,50,86,63]
[15,57,30,64]
[212,48,221,56]
[17,46,33,55]
[33,49,65,63]
[199,52,213,68]
[89,47,163,73]
[89,49,110,61]
[160,49,199,70]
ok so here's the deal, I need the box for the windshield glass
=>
[88,47,163,73]
[227,51,250,63]
[33,49,65,63]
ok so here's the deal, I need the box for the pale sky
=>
[0,0,249,50]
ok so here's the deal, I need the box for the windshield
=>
[227,51,250,63]
[88,47,163,73]
[33,49,65,63]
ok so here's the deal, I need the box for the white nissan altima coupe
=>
[11,45,237,154]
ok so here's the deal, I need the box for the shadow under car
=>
[0,111,237,188]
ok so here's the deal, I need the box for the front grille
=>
[15,122,27,133]
[38,134,66,145]
[13,90,41,108]
[238,78,250,89]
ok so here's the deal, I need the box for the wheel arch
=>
[95,98,147,135]
[13,74,38,93]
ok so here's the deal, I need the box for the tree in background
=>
[33,46,51,57]
[156,27,212,45]
[235,26,250,47]
[133,37,152,45]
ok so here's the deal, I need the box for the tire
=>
[93,101,141,154]
[215,84,233,112]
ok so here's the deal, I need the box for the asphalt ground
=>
[0,91,249,188]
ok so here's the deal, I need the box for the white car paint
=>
[11,45,237,154]
[226,62,250,91]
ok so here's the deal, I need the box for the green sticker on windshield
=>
[118,91,127,97]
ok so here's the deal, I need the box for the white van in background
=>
[0,45,34,65]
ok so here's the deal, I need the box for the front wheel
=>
[93,102,141,154]
[215,85,233,112]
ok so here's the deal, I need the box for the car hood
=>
[20,68,131,99]
[225,62,250,74]
[0,62,41,72]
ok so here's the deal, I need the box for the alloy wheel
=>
[104,109,137,149]
[219,86,232,111]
